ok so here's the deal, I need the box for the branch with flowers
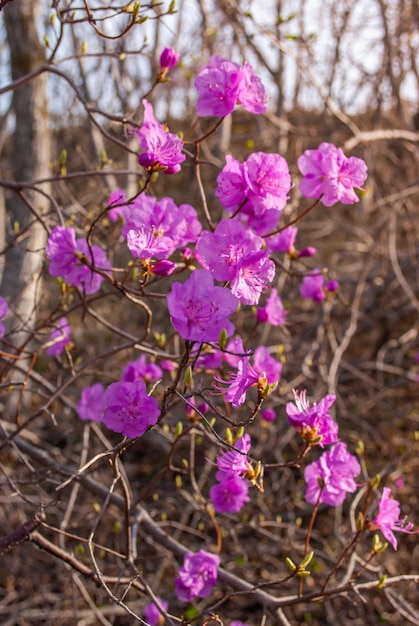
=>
[1,27,418,626]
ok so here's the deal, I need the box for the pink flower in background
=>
[159,47,179,73]
[265,225,298,254]
[46,226,111,294]
[135,99,185,174]
[167,270,237,342]
[76,383,105,422]
[214,354,259,408]
[210,476,250,513]
[175,550,220,602]
[370,487,419,550]
[262,408,276,422]
[297,142,368,206]
[195,56,267,117]
[143,597,169,626]
[107,188,126,222]
[45,317,72,356]
[253,346,282,384]
[103,380,160,438]
[304,442,360,506]
[256,289,288,326]
[300,271,325,302]
[121,354,162,384]
[286,390,338,447]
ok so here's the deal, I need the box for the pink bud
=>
[151,260,176,276]
[159,47,179,72]
[298,246,317,258]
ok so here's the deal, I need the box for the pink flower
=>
[300,271,325,302]
[304,442,360,506]
[297,142,367,206]
[107,188,126,222]
[103,380,160,438]
[143,597,169,626]
[0,296,9,340]
[244,152,291,215]
[210,476,250,514]
[126,226,174,260]
[286,390,338,447]
[175,550,220,602]
[121,354,162,384]
[159,47,179,73]
[76,383,105,422]
[195,56,267,117]
[45,317,72,356]
[215,434,251,481]
[253,346,282,384]
[167,270,237,343]
[265,225,298,254]
[370,487,419,550]
[135,100,185,174]
[214,354,259,408]
[256,289,288,326]
[262,408,276,422]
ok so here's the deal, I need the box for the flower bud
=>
[159,47,179,72]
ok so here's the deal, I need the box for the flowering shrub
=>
[1,31,417,626]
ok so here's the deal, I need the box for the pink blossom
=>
[244,152,291,215]
[304,442,360,506]
[135,99,185,174]
[76,383,105,422]
[159,47,179,73]
[214,354,259,408]
[215,434,251,481]
[210,476,250,514]
[175,550,220,602]
[121,354,162,384]
[126,226,174,260]
[256,289,288,326]
[253,346,282,384]
[167,270,238,343]
[45,317,72,356]
[300,271,326,302]
[262,408,276,422]
[370,487,419,550]
[107,188,126,222]
[297,142,368,206]
[195,56,267,117]
[286,389,338,447]
[103,380,160,438]
[144,597,169,626]
[265,225,298,254]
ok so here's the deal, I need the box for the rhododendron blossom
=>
[175,550,220,602]
[45,317,72,356]
[214,353,259,408]
[297,142,368,206]
[210,476,250,513]
[369,487,419,550]
[256,289,288,326]
[194,56,267,117]
[196,219,275,305]
[286,390,338,447]
[144,597,169,626]
[76,383,105,422]
[103,380,160,438]
[304,442,360,506]
[215,434,252,481]
[167,270,238,342]
[159,47,179,73]
[134,99,185,174]
[121,354,162,384]
[46,226,111,294]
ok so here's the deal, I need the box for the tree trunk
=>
[1,0,51,416]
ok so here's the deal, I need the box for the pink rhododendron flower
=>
[107,188,126,222]
[167,270,237,342]
[76,383,105,422]
[253,346,282,384]
[369,487,419,550]
[45,317,72,356]
[265,225,298,254]
[304,442,360,506]
[126,226,174,260]
[103,380,160,438]
[196,219,275,305]
[46,226,111,294]
[121,354,162,384]
[210,475,250,513]
[159,47,179,73]
[214,353,259,408]
[175,550,220,602]
[135,99,185,174]
[286,389,338,447]
[256,289,288,326]
[297,142,368,206]
[224,336,245,368]
[215,434,251,481]
[300,271,339,302]
[262,408,276,422]
[150,260,176,276]
[194,55,267,117]
[143,597,169,626]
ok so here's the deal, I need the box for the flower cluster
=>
[215,152,291,227]
[167,269,238,343]
[134,99,185,174]
[195,219,275,305]
[195,55,267,117]
[304,442,360,506]
[210,435,252,514]
[298,142,368,206]
[46,226,111,294]
[175,550,220,602]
